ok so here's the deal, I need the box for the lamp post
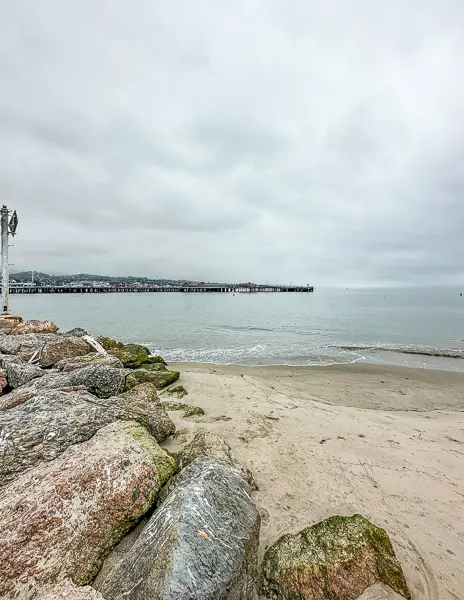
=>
[1,205,18,314]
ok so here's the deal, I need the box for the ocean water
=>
[9,287,464,372]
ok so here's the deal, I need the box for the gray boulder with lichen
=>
[261,514,411,600]
[0,421,176,600]
[94,457,260,600]
[0,383,175,486]
[125,368,180,391]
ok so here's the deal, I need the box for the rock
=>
[0,333,56,360]
[37,580,106,600]
[0,368,7,393]
[4,363,125,399]
[0,388,36,410]
[125,367,180,390]
[11,319,59,335]
[97,337,150,368]
[117,383,176,443]
[139,362,167,372]
[0,383,175,486]
[163,384,188,398]
[4,360,45,388]
[178,429,257,489]
[94,457,260,600]
[0,421,176,599]
[162,400,204,417]
[55,352,124,372]
[0,314,23,333]
[147,355,167,365]
[64,364,125,398]
[63,327,88,337]
[261,514,411,600]
[40,336,93,367]
[97,337,167,369]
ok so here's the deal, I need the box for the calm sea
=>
[9,287,464,372]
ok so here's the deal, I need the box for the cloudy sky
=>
[1,1,463,287]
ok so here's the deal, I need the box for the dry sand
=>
[163,363,464,600]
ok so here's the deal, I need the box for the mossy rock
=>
[163,385,188,399]
[261,514,411,600]
[162,400,204,418]
[140,362,167,372]
[97,337,156,368]
[145,355,167,366]
[173,427,190,444]
[125,369,180,391]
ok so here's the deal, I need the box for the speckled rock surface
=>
[0,421,176,600]
[261,514,411,600]
[94,457,260,600]
[125,368,180,391]
[39,336,94,367]
[55,352,123,372]
[0,384,175,486]
[1,363,125,399]
[0,334,92,366]
[11,320,59,335]
[4,359,46,388]
[36,580,106,600]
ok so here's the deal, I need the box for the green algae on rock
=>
[163,384,188,399]
[139,362,167,372]
[261,514,411,600]
[97,337,166,369]
[125,368,180,391]
[162,400,204,417]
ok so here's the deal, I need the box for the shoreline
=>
[164,360,464,599]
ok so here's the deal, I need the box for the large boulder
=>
[117,383,175,443]
[0,313,23,333]
[11,319,59,335]
[0,421,176,600]
[97,337,167,369]
[94,457,261,600]
[39,336,93,367]
[3,363,125,399]
[0,333,55,360]
[0,334,92,366]
[55,352,123,372]
[0,384,175,486]
[97,337,150,368]
[261,514,411,600]
[125,367,180,391]
[4,359,45,388]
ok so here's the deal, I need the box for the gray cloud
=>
[0,0,463,286]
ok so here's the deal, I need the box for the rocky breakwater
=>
[0,321,261,600]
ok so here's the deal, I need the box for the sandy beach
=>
[163,363,464,600]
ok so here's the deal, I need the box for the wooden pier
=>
[7,283,314,294]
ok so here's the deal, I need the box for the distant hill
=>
[11,271,197,287]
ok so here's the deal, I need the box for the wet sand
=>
[163,363,464,600]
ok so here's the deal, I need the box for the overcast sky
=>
[1,1,463,287]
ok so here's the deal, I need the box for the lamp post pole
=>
[1,205,18,314]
